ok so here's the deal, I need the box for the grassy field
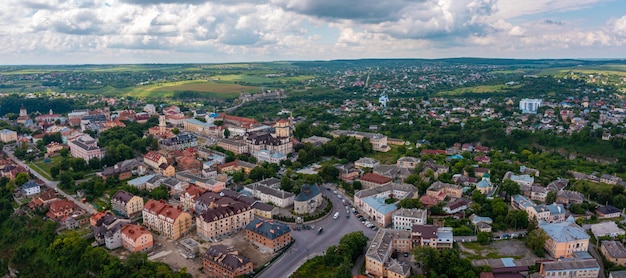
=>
[210,74,314,85]
[124,80,258,98]
[26,156,63,180]
[437,84,522,95]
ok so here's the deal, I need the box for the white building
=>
[244,179,295,208]
[392,208,427,230]
[519,98,543,114]
[68,134,105,161]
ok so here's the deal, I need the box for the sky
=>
[1,0,626,64]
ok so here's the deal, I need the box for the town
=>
[2,60,626,278]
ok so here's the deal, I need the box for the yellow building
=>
[540,219,589,258]
[142,199,193,240]
[601,240,626,266]
[111,190,144,217]
[0,129,18,143]
[365,229,412,278]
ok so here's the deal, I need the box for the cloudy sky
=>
[1,0,626,64]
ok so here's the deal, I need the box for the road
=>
[258,186,377,278]
[4,148,98,214]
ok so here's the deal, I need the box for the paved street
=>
[258,186,377,278]
[4,148,98,214]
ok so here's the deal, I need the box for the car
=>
[316,228,323,235]
[353,210,358,215]
[337,194,342,199]
[326,188,331,191]
[403,253,409,257]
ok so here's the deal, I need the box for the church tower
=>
[274,118,291,138]
[19,105,27,117]
[159,115,166,133]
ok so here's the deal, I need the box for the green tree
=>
[280,176,293,192]
[223,128,230,138]
[337,231,368,262]
[545,191,557,204]
[397,198,422,209]
[477,232,491,245]
[500,179,521,199]
[171,128,180,135]
[319,164,339,182]
[60,148,70,158]
[150,185,169,200]
[15,172,29,187]
[526,228,548,257]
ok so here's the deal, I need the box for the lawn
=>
[369,145,404,164]
[436,84,522,96]
[460,242,525,260]
[124,80,258,98]
[27,156,63,180]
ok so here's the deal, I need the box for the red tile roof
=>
[360,172,392,184]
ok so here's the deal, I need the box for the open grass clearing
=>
[437,84,522,95]
[124,80,257,98]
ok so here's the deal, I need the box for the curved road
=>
[258,185,377,278]
[4,148,97,214]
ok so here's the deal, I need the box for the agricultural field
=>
[124,80,258,98]
[209,74,314,85]
[437,84,522,96]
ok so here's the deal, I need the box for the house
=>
[336,163,360,181]
[520,184,548,202]
[396,156,420,169]
[506,172,534,186]
[111,190,144,217]
[539,258,600,277]
[46,199,76,220]
[158,163,176,177]
[443,198,470,214]
[20,180,41,196]
[511,194,536,210]
[556,190,584,206]
[411,225,454,249]
[27,188,58,209]
[591,222,626,238]
[596,205,621,219]
[419,195,440,207]
[293,184,323,214]
[469,215,493,233]
[365,229,413,278]
[245,218,292,253]
[520,166,540,177]
[179,184,206,211]
[93,215,130,250]
[602,241,626,266]
[142,199,193,240]
[527,204,566,223]
[100,158,140,181]
[143,151,168,170]
[358,172,393,189]
[420,159,449,179]
[540,218,589,258]
[203,245,253,278]
[475,174,493,195]
[392,208,427,230]
[355,157,381,169]
[46,142,64,155]
[176,171,225,192]
[373,164,414,182]
[120,224,153,253]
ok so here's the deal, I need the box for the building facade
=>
[142,199,193,240]
[68,134,104,161]
[120,224,153,252]
[245,218,292,253]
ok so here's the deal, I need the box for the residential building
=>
[330,130,390,152]
[196,192,254,240]
[143,151,168,170]
[421,159,449,179]
[217,159,255,174]
[556,190,584,206]
[111,190,144,217]
[159,134,198,151]
[46,199,76,220]
[203,245,253,278]
[0,129,17,143]
[597,205,621,219]
[120,224,153,252]
[68,134,104,161]
[540,218,589,258]
[519,98,543,114]
[245,218,292,253]
[301,135,331,146]
[591,222,626,238]
[373,164,414,182]
[602,241,626,266]
[443,198,470,214]
[539,259,600,278]
[505,172,534,186]
[359,172,393,189]
[426,181,462,200]
[142,199,193,240]
[217,138,248,154]
[179,185,206,211]
[469,215,493,233]
[244,179,294,208]
[293,184,323,214]
[511,194,537,210]
[396,156,420,169]
[527,204,566,223]
[520,184,548,202]
[365,229,413,278]
[355,157,381,169]
[176,171,225,192]
[411,225,454,249]
[392,208,427,230]
[93,215,130,250]
[354,183,418,227]
[253,149,288,164]
[20,180,41,196]
[100,158,140,181]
